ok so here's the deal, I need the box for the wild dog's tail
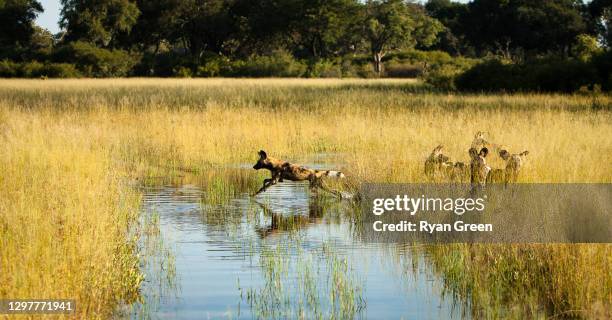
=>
[316,170,346,179]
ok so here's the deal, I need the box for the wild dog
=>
[450,162,469,183]
[471,131,504,154]
[252,150,345,197]
[469,147,491,186]
[499,149,529,183]
[471,131,488,150]
[486,168,506,184]
[425,145,450,181]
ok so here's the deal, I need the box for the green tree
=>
[292,0,361,59]
[127,0,183,53]
[0,0,43,58]
[571,34,603,61]
[425,0,470,55]
[29,25,55,57]
[60,0,140,48]
[363,0,442,75]
[173,0,235,60]
[589,0,612,47]
[230,0,307,56]
[463,0,588,58]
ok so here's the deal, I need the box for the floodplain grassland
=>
[0,78,610,318]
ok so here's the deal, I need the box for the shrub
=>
[591,50,612,91]
[455,58,603,93]
[197,55,231,77]
[54,42,138,77]
[385,60,424,78]
[173,66,192,78]
[42,63,81,78]
[420,54,478,90]
[0,59,20,77]
[571,34,603,62]
[390,49,453,66]
[307,60,342,78]
[20,61,45,77]
[423,64,464,90]
[354,63,378,78]
[0,60,82,78]
[224,50,307,77]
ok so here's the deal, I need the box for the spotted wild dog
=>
[252,150,345,197]
[471,131,488,150]
[471,131,504,154]
[499,149,529,183]
[450,162,469,183]
[424,145,451,181]
[469,147,491,186]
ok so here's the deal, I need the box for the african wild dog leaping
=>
[252,150,345,197]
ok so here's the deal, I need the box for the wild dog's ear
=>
[258,150,267,159]
[433,145,443,154]
[499,149,510,160]
[479,147,489,157]
[520,150,529,157]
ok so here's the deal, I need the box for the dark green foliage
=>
[425,0,470,55]
[591,50,612,91]
[60,0,140,48]
[461,0,588,58]
[363,0,443,75]
[306,60,343,78]
[0,0,43,47]
[0,59,81,78]
[53,41,138,77]
[0,59,20,77]
[0,0,43,59]
[40,63,82,78]
[222,51,308,77]
[588,0,612,48]
[0,0,609,92]
[455,57,608,93]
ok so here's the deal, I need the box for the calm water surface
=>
[130,174,469,319]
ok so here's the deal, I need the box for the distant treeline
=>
[1,0,611,92]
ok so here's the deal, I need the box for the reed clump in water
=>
[245,237,365,319]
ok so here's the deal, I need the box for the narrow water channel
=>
[131,180,468,319]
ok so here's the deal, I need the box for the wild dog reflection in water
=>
[253,200,329,239]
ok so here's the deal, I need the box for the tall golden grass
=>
[0,78,610,318]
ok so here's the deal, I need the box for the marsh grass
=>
[0,109,143,318]
[425,244,611,319]
[129,210,178,319]
[0,78,610,318]
[245,237,365,319]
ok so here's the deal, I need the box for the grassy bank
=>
[0,78,610,318]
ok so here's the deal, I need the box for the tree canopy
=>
[0,0,610,81]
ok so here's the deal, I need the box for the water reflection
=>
[131,179,468,319]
